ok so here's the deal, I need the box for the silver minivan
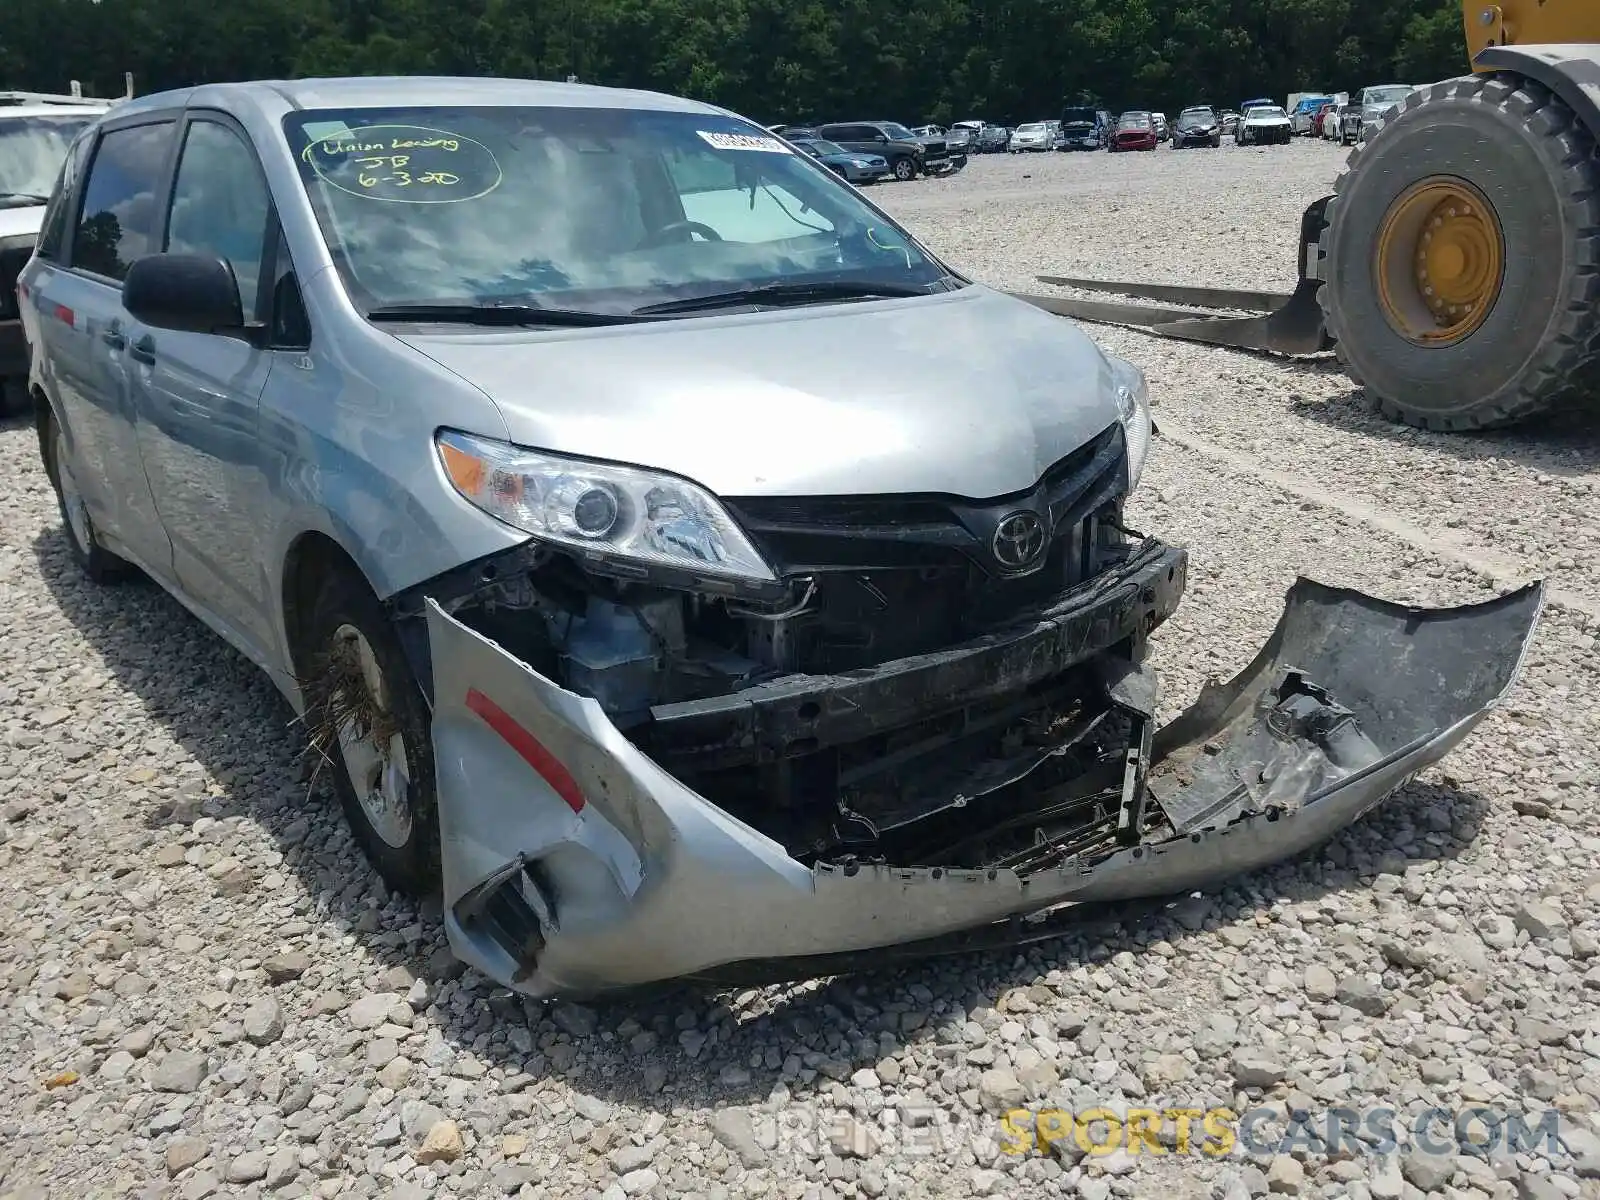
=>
[17,77,1537,998]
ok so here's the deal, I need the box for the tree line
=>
[2,0,1470,127]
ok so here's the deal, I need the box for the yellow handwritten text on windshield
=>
[301,124,501,204]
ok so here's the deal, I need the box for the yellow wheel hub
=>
[1374,178,1505,346]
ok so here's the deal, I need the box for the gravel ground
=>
[3,139,1599,1200]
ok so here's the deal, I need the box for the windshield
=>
[1061,108,1095,125]
[0,114,97,204]
[1363,86,1412,107]
[1017,123,1045,133]
[1248,106,1287,119]
[284,106,946,314]
[797,139,847,156]
[1177,110,1215,128]
[1117,113,1149,129]
[879,123,915,140]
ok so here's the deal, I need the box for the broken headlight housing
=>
[435,431,777,582]
[1107,355,1152,490]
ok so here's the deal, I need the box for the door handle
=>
[129,335,156,366]
[102,329,126,350]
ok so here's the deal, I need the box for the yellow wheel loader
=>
[1021,0,1600,431]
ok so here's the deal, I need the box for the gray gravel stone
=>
[151,1051,208,1094]
[710,1109,767,1169]
[166,1136,208,1176]
[243,997,284,1045]
[225,1151,269,1183]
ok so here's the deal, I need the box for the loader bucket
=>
[1012,196,1336,355]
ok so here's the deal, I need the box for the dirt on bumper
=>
[423,563,1543,999]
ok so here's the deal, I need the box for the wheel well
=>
[282,532,366,672]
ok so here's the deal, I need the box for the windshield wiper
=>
[0,191,52,204]
[631,280,933,316]
[366,302,644,328]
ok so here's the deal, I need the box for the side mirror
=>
[123,253,243,336]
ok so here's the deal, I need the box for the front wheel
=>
[893,157,918,180]
[1319,73,1600,430]
[302,565,440,896]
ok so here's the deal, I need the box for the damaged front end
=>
[397,430,1542,998]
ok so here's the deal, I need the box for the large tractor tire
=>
[1318,72,1600,430]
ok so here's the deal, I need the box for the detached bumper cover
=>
[426,569,1542,998]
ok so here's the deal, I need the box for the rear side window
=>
[36,134,92,262]
[72,121,176,281]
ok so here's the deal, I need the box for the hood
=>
[396,285,1123,499]
[1244,113,1289,125]
[0,204,47,240]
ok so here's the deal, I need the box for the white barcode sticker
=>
[696,130,792,154]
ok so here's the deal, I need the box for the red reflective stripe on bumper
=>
[465,688,586,813]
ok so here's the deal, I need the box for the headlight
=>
[1105,356,1153,490]
[435,431,776,582]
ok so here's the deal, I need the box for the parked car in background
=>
[1111,111,1158,152]
[1008,121,1052,152]
[939,124,976,154]
[1170,106,1222,148]
[1058,106,1106,150]
[1325,103,1352,141]
[789,136,889,184]
[1236,104,1291,145]
[1151,112,1169,141]
[817,121,954,179]
[1045,120,1065,150]
[951,119,985,150]
[1219,110,1242,137]
[1288,94,1333,135]
[979,123,1010,153]
[0,93,118,414]
[1353,83,1417,142]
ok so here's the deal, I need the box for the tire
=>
[301,564,440,897]
[44,414,132,584]
[892,157,917,180]
[1319,72,1600,431]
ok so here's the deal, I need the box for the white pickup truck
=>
[1,85,124,412]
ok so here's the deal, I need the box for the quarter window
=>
[166,121,271,322]
[35,133,90,262]
[72,121,175,281]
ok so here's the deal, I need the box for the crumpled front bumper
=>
[424,566,1542,999]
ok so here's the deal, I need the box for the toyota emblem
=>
[991,511,1049,570]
